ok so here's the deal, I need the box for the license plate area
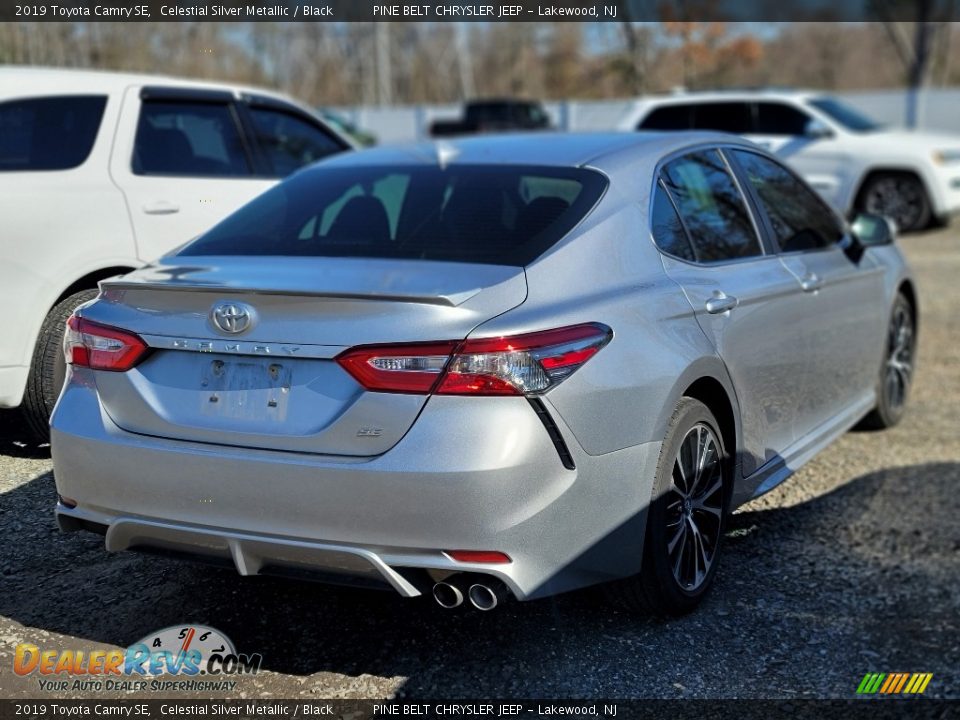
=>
[200,359,292,422]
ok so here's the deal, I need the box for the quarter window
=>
[651,183,695,261]
[731,150,844,252]
[691,102,753,134]
[661,150,762,262]
[0,95,106,171]
[133,101,250,177]
[638,105,693,130]
[754,102,811,136]
[248,107,345,177]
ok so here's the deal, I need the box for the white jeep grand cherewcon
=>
[619,90,960,233]
[0,68,354,439]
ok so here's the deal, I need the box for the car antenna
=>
[434,141,459,170]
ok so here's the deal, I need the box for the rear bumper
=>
[928,165,960,218]
[0,365,28,408]
[51,372,660,601]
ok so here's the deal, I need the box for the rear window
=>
[178,164,607,266]
[133,101,250,177]
[660,150,762,262]
[691,102,753,133]
[0,95,106,171]
[639,105,693,130]
[248,107,345,177]
[639,102,753,133]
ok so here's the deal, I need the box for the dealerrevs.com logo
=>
[14,625,262,693]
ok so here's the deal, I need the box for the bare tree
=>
[872,1,956,126]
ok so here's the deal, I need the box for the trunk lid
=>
[84,256,527,456]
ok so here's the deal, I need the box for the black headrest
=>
[326,195,391,245]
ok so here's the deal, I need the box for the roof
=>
[637,89,818,103]
[315,131,754,171]
[0,66,290,104]
[614,89,825,130]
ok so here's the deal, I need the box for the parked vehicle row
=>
[0,68,926,615]
[429,99,553,137]
[619,89,960,233]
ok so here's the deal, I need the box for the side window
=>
[691,103,753,134]
[661,150,762,263]
[731,150,844,252]
[0,95,106,171]
[133,101,250,177]
[755,102,811,136]
[638,105,693,130]
[249,107,346,177]
[651,182,695,262]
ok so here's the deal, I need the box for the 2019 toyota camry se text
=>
[50,133,916,615]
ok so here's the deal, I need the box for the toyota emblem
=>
[211,302,254,334]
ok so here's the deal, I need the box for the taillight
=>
[64,316,148,372]
[334,342,458,394]
[446,550,512,564]
[336,323,611,396]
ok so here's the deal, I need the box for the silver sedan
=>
[51,133,916,615]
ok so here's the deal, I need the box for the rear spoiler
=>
[100,257,528,308]
[99,278,469,307]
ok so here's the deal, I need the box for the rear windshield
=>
[808,97,881,133]
[178,164,607,266]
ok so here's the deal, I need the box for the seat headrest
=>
[326,195,391,246]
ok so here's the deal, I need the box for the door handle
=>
[800,272,823,293]
[705,293,739,315]
[143,201,180,215]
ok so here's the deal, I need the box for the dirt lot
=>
[0,227,958,700]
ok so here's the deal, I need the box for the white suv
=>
[619,90,960,233]
[0,68,354,439]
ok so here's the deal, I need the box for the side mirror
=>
[851,212,897,247]
[804,118,834,140]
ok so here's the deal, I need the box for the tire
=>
[22,289,98,442]
[859,293,916,430]
[857,172,931,233]
[606,397,730,616]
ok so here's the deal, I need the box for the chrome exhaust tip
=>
[467,582,504,611]
[432,581,464,609]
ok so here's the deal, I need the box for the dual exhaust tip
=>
[432,577,508,611]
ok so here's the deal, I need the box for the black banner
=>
[4,0,958,23]
[1,700,958,720]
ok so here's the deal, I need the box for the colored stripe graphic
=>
[880,673,898,693]
[858,672,932,695]
[893,673,910,693]
[857,673,886,694]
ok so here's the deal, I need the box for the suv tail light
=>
[336,323,611,396]
[64,316,148,372]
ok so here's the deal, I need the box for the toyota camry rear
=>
[51,133,914,614]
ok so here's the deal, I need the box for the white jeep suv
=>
[619,90,960,232]
[0,68,353,440]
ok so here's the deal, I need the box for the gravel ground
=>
[0,227,958,701]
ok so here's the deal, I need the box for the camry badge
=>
[211,302,255,335]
